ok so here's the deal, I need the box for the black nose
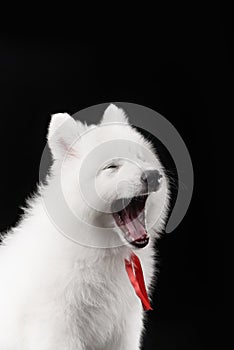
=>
[141,170,162,192]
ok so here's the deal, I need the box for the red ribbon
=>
[125,252,153,311]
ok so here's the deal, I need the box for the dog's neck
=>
[23,178,130,261]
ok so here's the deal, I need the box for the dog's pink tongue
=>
[124,214,146,241]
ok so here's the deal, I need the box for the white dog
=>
[0,104,169,349]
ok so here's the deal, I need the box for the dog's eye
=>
[103,164,119,170]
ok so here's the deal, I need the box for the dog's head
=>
[47,104,169,249]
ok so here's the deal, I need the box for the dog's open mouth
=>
[112,195,149,248]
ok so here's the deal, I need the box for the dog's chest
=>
[65,257,140,346]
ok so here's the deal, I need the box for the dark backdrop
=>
[0,12,227,350]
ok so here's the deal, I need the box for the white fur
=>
[0,104,169,349]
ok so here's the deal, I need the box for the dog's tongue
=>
[123,208,146,241]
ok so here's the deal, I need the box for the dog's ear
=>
[47,113,79,160]
[101,104,129,124]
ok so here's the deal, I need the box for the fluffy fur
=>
[0,104,169,349]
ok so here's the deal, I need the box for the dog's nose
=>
[141,170,162,192]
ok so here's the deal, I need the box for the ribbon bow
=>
[125,252,153,311]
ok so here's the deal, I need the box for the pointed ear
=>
[101,104,129,124]
[47,113,79,160]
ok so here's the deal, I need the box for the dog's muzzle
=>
[141,169,162,193]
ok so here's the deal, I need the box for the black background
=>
[0,8,227,350]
